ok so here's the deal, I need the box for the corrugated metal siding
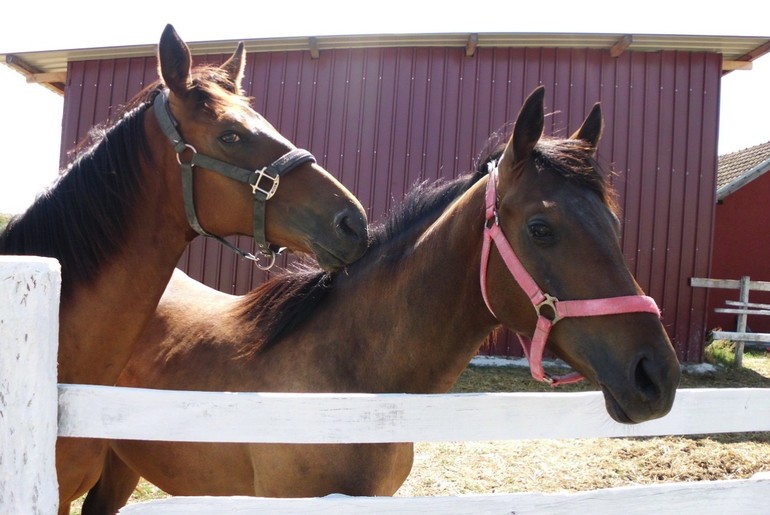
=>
[710,174,770,334]
[61,46,720,362]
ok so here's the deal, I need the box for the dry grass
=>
[70,347,770,513]
[398,352,770,496]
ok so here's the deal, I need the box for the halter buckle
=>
[535,293,563,324]
[251,167,280,200]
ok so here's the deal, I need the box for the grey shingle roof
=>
[716,141,770,200]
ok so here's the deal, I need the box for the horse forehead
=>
[213,103,291,146]
[215,100,263,126]
[514,178,616,232]
[560,190,622,241]
[235,108,285,138]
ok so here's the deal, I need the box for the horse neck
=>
[330,177,499,393]
[57,109,194,385]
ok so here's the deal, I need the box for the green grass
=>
[704,338,770,375]
[705,339,739,367]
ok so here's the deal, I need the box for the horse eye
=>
[528,221,554,242]
[219,132,241,144]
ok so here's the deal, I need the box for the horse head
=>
[483,86,680,423]
[154,24,368,271]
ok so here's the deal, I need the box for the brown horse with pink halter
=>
[83,86,681,511]
[480,162,662,386]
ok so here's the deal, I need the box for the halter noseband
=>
[479,164,662,386]
[154,91,316,270]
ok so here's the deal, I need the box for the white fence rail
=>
[59,385,770,443]
[2,259,769,515]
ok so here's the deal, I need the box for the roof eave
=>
[717,158,770,201]
[3,31,769,95]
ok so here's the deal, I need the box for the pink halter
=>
[479,165,662,387]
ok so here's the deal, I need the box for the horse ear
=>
[157,24,193,96]
[503,86,545,167]
[220,42,246,93]
[570,102,603,152]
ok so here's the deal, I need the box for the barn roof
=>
[3,31,770,95]
[716,141,770,200]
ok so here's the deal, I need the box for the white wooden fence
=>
[2,258,769,515]
[691,276,770,367]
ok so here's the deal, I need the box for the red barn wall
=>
[708,173,770,334]
[60,46,721,362]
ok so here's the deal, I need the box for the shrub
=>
[704,339,736,367]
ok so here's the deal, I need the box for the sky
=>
[1,0,769,213]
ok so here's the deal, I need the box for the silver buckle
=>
[251,168,280,200]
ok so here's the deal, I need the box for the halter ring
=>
[240,248,278,270]
[254,248,277,270]
[535,293,563,324]
[175,144,197,166]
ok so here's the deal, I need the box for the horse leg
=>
[81,448,141,515]
[56,438,108,515]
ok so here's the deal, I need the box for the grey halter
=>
[153,91,316,270]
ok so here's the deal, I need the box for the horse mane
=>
[234,154,494,359]
[0,64,253,299]
[0,89,156,298]
[234,131,615,359]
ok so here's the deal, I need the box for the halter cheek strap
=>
[479,165,662,387]
[153,91,315,270]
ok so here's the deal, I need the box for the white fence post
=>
[0,257,61,514]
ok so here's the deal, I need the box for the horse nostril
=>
[334,209,367,242]
[634,356,659,401]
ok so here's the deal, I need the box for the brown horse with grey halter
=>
[0,24,367,514]
[83,87,680,512]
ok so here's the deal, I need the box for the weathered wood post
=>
[735,275,750,368]
[0,257,61,514]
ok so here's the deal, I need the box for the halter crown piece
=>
[479,164,662,386]
[153,91,316,270]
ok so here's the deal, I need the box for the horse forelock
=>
[0,93,153,298]
[191,65,253,118]
[532,137,618,215]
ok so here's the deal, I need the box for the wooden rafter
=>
[610,35,633,58]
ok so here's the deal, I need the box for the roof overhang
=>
[717,158,770,201]
[3,31,770,95]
